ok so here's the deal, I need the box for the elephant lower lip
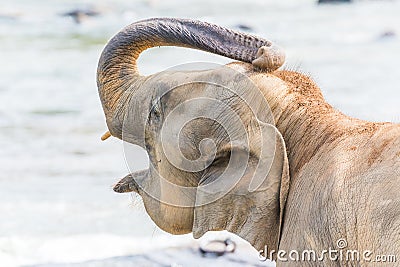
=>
[113,182,133,193]
[113,170,148,193]
[113,174,138,193]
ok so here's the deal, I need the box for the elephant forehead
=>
[147,65,253,97]
[142,65,279,127]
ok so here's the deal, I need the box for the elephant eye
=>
[149,99,162,122]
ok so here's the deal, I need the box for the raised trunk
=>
[96,18,284,142]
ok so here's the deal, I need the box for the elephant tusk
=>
[101,131,111,141]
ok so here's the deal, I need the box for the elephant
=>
[97,18,400,266]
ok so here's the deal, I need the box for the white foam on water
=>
[0,234,194,266]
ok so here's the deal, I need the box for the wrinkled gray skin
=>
[97,18,400,266]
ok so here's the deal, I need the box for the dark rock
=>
[235,24,253,32]
[61,9,99,24]
[380,30,396,39]
[318,0,352,4]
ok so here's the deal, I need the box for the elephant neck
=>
[271,71,369,175]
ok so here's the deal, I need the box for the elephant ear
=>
[192,122,290,252]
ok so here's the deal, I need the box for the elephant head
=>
[97,18,289,252]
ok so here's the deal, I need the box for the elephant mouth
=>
[113,169,148,194]
[112,168,198,208]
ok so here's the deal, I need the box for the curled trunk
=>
[97,17,284,141]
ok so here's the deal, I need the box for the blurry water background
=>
[0,0,399,266]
